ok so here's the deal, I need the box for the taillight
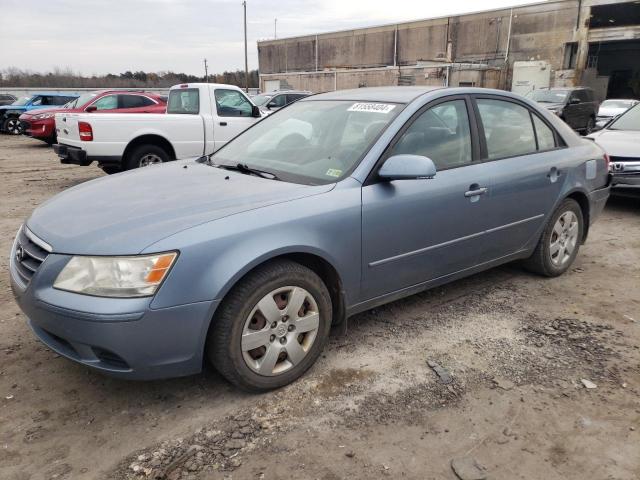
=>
[78,121,93,141]
[603,153,610,171]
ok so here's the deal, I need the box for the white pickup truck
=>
[53,83,262,174]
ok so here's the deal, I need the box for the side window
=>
[92,95,118,110]
[53,96,72,105]
[269,94,287,108]
[119,95,156,108]
[532,115,556,151]
[215,89,253,117]
[477,99,537,159]
[575,90,589,103]
[389,99,472,170]
[31,96,43,106]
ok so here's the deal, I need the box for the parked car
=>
[527,87,598,134]
[19,90,167,145]
[595,98,639,128]
[252,90,312,115]
[0,93,17,106]
[588,102,640,190]
[0,93,79,135]
[10,87,610,391]
[53,83,261,174]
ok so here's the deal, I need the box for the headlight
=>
[33,113,55,120]
[53,252,177,297]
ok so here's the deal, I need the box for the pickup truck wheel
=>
[523,199,583,277]
[208,260,332,392]
[125,144,169,170]
[3,117,23,135]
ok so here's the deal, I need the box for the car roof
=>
[306,86,444,103]
[31,92,79,97]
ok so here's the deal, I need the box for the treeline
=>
[0,67,259,88]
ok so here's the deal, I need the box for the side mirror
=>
[569,97,580,105]
[378,155,437,181]
[85,105,97,112]
[251,105,261,117]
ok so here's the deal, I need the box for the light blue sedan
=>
[10,87,611,391]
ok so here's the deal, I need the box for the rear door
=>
[117,94,159,113]
[213,88,258,149]
[361,96,494,299]
[472,96,567,262]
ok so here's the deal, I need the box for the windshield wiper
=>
[217,162,279,180]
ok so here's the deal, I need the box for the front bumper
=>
[9,239,217,380]
[53,143,91,166]
[22,119,55,140]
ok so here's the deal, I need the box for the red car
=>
[19,90,167,144]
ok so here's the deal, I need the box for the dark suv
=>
[527,87,598,134]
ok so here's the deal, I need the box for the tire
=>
[3,117,23,135]
[101,165,122,175]
[523,198,583,277]
[208,260,332,392]
[583,117,595,135]
[124,144,169,170]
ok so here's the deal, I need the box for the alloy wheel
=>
[138,153,163,167]
[6,119,23,135]
[241,286,320,376]
[549,211,579,266]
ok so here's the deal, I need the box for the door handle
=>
[219,121,227,126]
[464,187,488,197]
[547,167,562,181]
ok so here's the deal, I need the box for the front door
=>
[361,98,493,299]
[213,88,259,150]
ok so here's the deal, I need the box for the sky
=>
[0,0,540,76]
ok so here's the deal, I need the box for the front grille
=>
[11,227,50,286]
[610,156,640,163]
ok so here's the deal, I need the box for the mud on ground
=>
[0,135,638,480]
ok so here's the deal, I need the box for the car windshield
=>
[69,93,98,109]
[601,99,636,109]
[608,104,640,131]
[527,90,569,103]
[251,95,272,106]
[12,97,32,106]
[211,100,402,185]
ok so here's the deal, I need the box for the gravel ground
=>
[0,135,639,480]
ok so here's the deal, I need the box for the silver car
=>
[588,102,640,189]
[10,87,611,391]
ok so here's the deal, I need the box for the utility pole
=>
[203,58,209,83]
[274,18,277,39]
[243,1,249,93]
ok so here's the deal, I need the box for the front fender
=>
[145,182,362,312]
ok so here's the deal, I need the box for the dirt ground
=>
[0,134,638,480]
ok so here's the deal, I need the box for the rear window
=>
[167,89,199,114]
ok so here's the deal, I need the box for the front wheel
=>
[584,117,595,135]
[208,260,332,392]
[3,117,23,135]
[124,144,169,170]
[523,198,583,277]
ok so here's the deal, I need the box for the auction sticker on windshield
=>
[347,103,396,114]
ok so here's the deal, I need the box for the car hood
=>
[539,102,564,111]
[27,160,334,255]
[588,129,640,157]
[597,106,627,117]
[20,107,65,118]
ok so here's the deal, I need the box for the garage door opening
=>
[587,40,640,99]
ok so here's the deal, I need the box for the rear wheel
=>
[584,117,595,135]
[523,199,583,277]
[208,260,332,392]
[3,117,23,135]
[124,144,169,170]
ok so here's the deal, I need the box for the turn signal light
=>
[78,121,93,141]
